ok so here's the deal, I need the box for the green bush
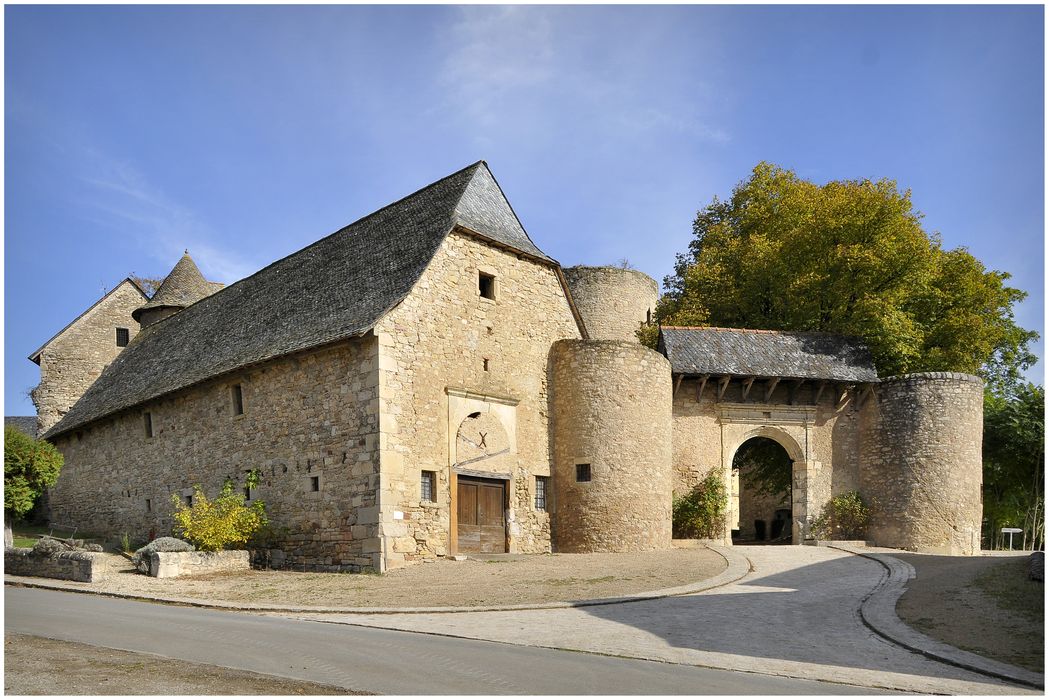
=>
[812,491,871,540]
[170,479,267,552]
[672,472,728,539]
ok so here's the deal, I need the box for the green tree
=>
[672,471,728,539]
[982,383,1044,549]
[4,426,63,547]
[650,162,1037,393]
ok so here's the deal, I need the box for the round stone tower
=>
[563,266,659,342]
[862,372,984,555]
[549,339,673,552]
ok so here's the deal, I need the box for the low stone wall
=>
[149,550,250,578]
[5,547,116,582]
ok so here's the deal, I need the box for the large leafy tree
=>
[982,384,1044,549]
[4,426,63,547]
[648,163,1037,393]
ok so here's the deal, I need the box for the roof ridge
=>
[662,325,844,337]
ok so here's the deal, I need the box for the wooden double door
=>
[456,476,507,554]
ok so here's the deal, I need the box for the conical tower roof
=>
[131,251,214,322]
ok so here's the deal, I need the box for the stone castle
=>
[30,162,983,571]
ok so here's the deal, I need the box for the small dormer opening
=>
[478,272,496,300]
[116,327,130,347]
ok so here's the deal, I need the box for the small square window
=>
[185,494,193,507]
[478,272,496,300]
[143,412,153,438]
[421,470,436,502]
[310,476,320,492]
[116,327,130,347]
[231,384,244,416]
[535,476,549,511]
[576,463,592,482]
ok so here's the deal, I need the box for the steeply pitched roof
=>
[46,161,559,439]
[28,279,149,364]
[132,253,214,321]
[5,416,38,438]
[658,326,878,382]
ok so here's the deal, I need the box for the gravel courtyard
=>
[19,547,726,608]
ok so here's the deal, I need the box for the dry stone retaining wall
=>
[5,547,116,582]
[562,266,658,343]
[550,339,673,552]
[861,372,984,555]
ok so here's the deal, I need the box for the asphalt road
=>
[5,587,880,695]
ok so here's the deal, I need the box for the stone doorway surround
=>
[445,388,518,555]
[717,403,819,544]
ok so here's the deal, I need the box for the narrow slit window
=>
[483,358,490,372]
[185,494,193,507]
[145,498,152,513]
[421,470,436,502]
[143,412,153,438]
[575,463,592,482]
[310,476,320,492]
[231,384,244,416]
[116,327,130,347]
[478,272,496,300]
[535,476,549,511]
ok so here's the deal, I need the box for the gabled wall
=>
[32,281,146,434]
[373,229,581,569]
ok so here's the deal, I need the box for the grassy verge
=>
[10,522,105,549]
[972,558,1044,618]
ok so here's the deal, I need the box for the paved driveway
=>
[292,546,1031,694]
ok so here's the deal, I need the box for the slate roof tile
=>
[658,326,878,382]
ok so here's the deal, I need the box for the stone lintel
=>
[716,402,816,427]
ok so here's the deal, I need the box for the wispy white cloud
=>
[75,148,257,283]
[437,7,729,145]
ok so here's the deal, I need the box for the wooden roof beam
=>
[789,379,805,405]
[741,376,757,401]
[697,374,709,402]
[673,373,683,398]
[764,377,781,403]
[717,376,731,402]
[813,380,828,405]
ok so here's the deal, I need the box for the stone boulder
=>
[132,537,194,574]
[1029,551,1044,582]
[31,536,78,556]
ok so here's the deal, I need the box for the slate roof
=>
[5,416,38,438]
[46,162,560,439]
[658,327,878,382]
[132,253,215,321]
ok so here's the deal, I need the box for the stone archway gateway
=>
[717,404,819,544]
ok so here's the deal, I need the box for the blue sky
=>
[5,5,1044,415]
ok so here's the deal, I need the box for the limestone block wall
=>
[861,372,984,555]
[150,550,249,578]
[32,281,147,434]
[373,229,581,569]
[562,266,658,342]
[550,339,672,552]
[49,337,382,572]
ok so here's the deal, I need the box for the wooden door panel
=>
[457,478,506,554]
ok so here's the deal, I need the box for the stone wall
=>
[373,229,581,569]
[5,547,116,582]
[670,377,866,542]
[562,266,658,343]
[149,550,249,578]
[49,337,382,572]
[861,372,984,555]
[549,339,672,552]
[32,280,146,434]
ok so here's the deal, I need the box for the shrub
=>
[673,472,728,539]
[170,481,267,552]
[812,491,871,540]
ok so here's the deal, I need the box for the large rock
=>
[31,536,77,556]
[132,537,194,574]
